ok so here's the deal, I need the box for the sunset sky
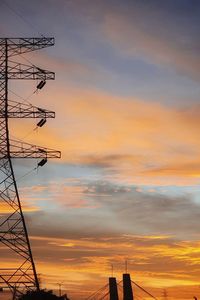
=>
[1,0,200,299]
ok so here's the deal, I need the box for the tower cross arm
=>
[4,61,55,80]
[0,37,55,57]
[0,100,56,118]
[1,140,61,159]
[10,149,61,159]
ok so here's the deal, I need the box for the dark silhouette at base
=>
[18,289,69,300]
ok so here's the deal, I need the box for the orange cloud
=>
[10,87,200,185]
[2,232,200,299]
[28,235,200,299]
[0,201,39,214]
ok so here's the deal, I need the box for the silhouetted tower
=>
[123,274,134,300]
[0,38,60,299]
[109,277,119,300]
[163,289,168,300]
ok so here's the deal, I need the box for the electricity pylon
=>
[0,38,61,299]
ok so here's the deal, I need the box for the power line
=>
[86,284,109,300]
[16,167,38,183]
[131,281,158,300]
[1,0,44,37]
[9,88,36,106]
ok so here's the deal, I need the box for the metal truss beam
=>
[0,100,55,118]
[0,38,54,57]
[0,61,55,80]
[8,139,61,159]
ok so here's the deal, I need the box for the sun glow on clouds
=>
[15,178,200,298]
[0,201,39,214]
[7,84,200,299]
[24,234,200,298]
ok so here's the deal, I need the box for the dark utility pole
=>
[0,38,60,299]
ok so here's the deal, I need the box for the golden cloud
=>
[0,201,39,214]
[10,87,200,185]
[14,234,200,299]
[9,89,200,184]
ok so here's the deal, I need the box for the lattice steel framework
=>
[0,38,61,299]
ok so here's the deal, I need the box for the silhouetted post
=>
[163,289,168,299]
[123,274,134,300]
[109,277,119,300]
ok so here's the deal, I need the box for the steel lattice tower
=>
[0,38,61,299]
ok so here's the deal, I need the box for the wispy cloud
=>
[101,3,200,80]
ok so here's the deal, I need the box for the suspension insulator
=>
[37,118,46,127]
[37,80,46,89]
[37,158,47,167]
